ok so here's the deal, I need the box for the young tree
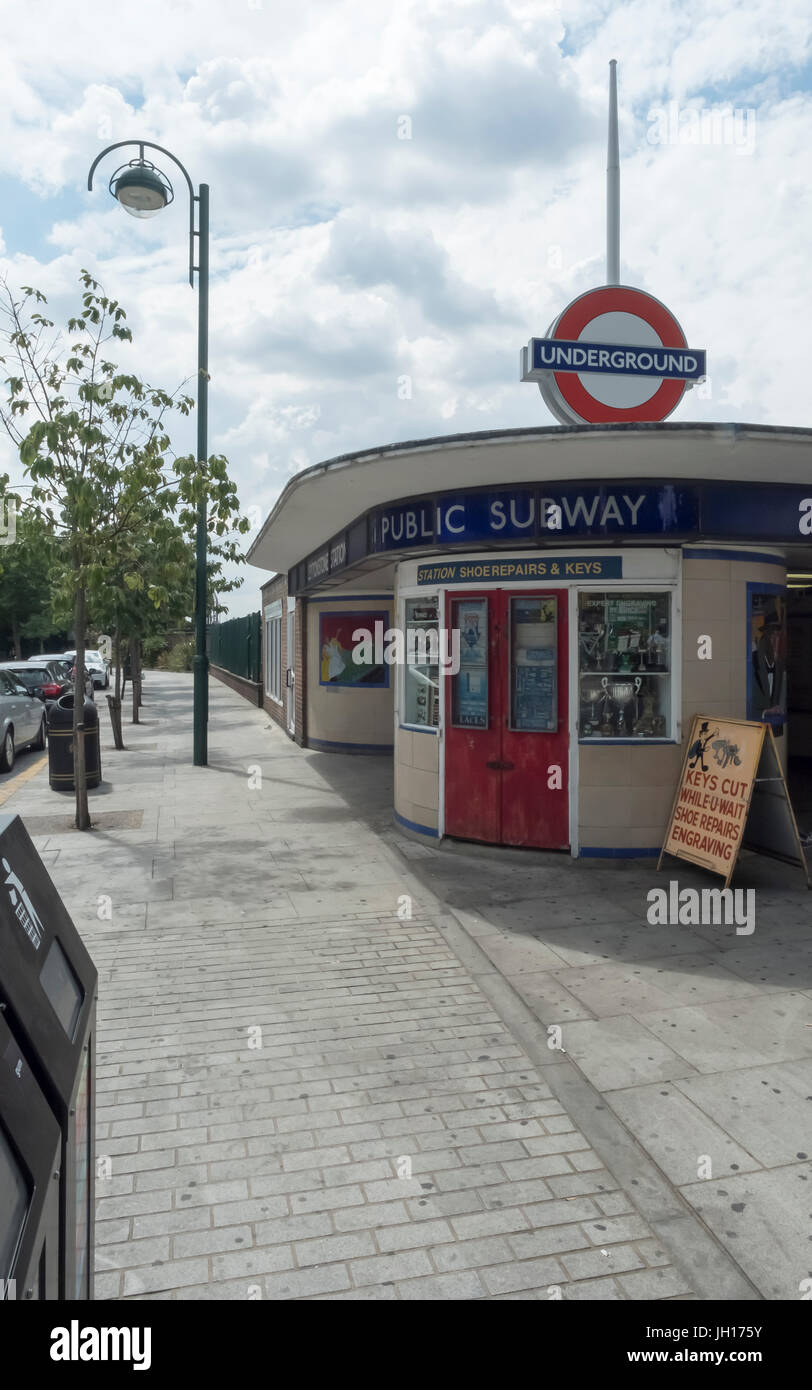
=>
[91,506,191,744]
[0,270,248,829]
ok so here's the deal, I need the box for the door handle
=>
[486,759,515,770]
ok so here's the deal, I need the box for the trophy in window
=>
[608,677,636,734]
[633,681,657,736]
[647,620,669,670]
[581,676,604,721]
[595,676,614,735]
[579,622,604,671]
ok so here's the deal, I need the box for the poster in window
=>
[319,611,389,688]
[747,588,787,736]
[458,604,487,665]
[511,598,557,731]
[454,669,488,728]
[452,599,488,728]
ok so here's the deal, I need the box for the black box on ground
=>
[0,812,98,1299]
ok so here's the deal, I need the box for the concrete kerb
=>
[372,832,762,1302]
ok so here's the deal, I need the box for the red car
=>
[0,663,64,702]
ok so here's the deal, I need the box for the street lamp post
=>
[87,141,210,766]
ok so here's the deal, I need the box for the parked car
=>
[40,659,74,688]
[0,662,64,705]
[68,664,95,700]
[63,649,109,690]
[0,669,47,772]
[27,655,74,684]
[23,656,92,700]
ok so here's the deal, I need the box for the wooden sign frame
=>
[658,714,810,889]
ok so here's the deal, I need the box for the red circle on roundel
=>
[552,286,688,424]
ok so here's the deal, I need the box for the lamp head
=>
[110,160,173,219]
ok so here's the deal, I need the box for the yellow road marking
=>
[0,753,48,808]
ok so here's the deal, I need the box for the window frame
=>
[399,594,441,733]
[576,586,677,744]
[264,600,283,704]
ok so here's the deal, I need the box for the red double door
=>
[443,589,569,850]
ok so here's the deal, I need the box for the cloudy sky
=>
[0,0,809,614]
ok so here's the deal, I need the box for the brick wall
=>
[210,664,262,706]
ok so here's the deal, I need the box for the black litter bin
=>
[47,695,101,790]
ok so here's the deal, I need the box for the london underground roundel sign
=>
[520,285,706,425]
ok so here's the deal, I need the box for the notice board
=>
[658,714,810,888]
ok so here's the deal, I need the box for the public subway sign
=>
[521,286,706,425]
[291,480,812,593]
[370,484,699,551]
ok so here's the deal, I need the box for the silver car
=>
[63,649,109,690]
[0,668,47,772]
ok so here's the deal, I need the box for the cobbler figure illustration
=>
[687,721,719,773]
[712,737,742,769]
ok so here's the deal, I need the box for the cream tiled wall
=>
[578,743,683,849]
[394,726,440,831]
[578,552,787,850]
[683,554,786,770]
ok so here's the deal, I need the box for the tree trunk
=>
[130,636,140,724]
[107,626,124,750]
[73,585,90,831]
[11,614,21,660]
[115,629,122,702]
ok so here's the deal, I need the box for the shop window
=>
[265,605,282,702]
[450,597,488,728]
[578,591,672,740]
[403,598,440,727]
[509,596,558,731]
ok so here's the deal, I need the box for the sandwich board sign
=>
[658,714,810,889]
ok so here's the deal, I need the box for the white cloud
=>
[0,0,809,615]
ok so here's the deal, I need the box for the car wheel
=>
[0,728,15,773]
[33,717,46,751]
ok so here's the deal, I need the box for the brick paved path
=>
[12,673,698,1300]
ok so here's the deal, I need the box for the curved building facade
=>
[247,422,812,857]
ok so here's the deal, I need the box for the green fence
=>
[208,612,262,683]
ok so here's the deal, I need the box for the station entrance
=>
[443,589,569,850]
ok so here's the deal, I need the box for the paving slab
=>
[639,992,812,1073]
[680,1165,812,1299]
[550,1015,700,1090]
[607,1083,763,1184]
[672,1062,812,1167]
